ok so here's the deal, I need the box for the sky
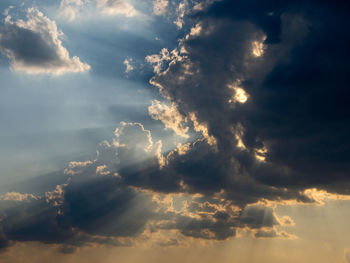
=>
[0,0,349,262]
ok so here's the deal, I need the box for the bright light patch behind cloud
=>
[228,82,249,104]
[252,36,266,57]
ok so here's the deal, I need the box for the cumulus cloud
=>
[148,0,350,206]
[0,8,90,75]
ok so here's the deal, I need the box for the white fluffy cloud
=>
[0,8,90,75]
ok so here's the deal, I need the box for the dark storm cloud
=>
[0,172,155,250]
[149,0,350,202]
[0,198,74,248]
[202,0,350,43]
[60,176,155,237]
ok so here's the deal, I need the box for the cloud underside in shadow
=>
[0,8,90,75]
[1,0,350,252]
[0,122,294,251]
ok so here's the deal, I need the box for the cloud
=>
[146,48,173,73]
[345,249,350,263]
[173,0,188,29]
[2,0,350,253]
[97,0,139,17]
[239,205,279,228]
[0,8,90,75]
[123,58,134,73]
[302,188,350,205]
[192,0,218,12]
[277,215,295,226]
[253,228,296,239]
[59,0,87,21]
[0,122,161,251]
[0,230,9,252]
[148,0,350,206]
[153,0,168,15]
[0,192,39,202]
[58,0,139,20]
[148,100,189,138]
[0,121,297,251]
